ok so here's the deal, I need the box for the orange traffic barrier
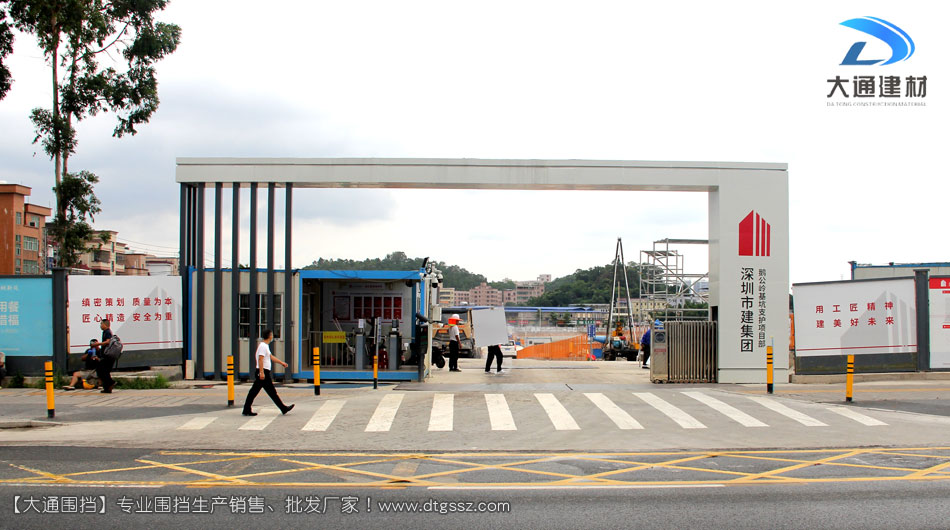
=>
[517,335,591,361]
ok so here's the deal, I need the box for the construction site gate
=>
[652,321,718,383]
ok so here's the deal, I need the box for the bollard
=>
[766,345,774,394]
[45,361,55,419]
[227,355,235,407]
[313,347,321,396]
[373,354,378,390]
[846,354,854,402]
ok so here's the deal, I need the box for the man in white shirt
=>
[447,314,462,372]
[242,329,294,416]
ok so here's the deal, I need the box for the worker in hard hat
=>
[447,313,462,372]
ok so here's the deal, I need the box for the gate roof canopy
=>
[176,158,787,191]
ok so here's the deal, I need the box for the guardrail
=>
[665,321,717,383]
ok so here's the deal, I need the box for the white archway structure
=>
[177,158,789,383]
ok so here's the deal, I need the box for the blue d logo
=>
[840,17,915,66]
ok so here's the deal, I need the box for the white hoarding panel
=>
[930,277,950,369]
[793,278,916,357]
[471,307,509,347]
[68,276,183,353]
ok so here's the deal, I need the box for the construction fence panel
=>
[517,335,592,361]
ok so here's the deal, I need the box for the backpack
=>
[102,335,124,363]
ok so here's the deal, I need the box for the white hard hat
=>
[451,314,461,321]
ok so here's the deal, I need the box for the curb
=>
[0,420,65,429]
[790,372,950,384]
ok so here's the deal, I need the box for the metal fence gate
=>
[660,321,717,383]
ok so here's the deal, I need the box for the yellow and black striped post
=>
[766,345,774,394]
[226,355,235,407]
[313,347,321,396]
[44,360,55,418]
[373,353,378,390]
[846,354,855,402]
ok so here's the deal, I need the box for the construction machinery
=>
[599,238,641,361]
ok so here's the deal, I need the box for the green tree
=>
[46,170,100,267]
[305,251,489,290]
[0,10,12,99]
[2,0,180,263]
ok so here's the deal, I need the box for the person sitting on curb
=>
[64,339,99,391]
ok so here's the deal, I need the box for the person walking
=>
[242,329,294,416]
[485,344,504,374]
[447,314,462,372]
[93,319,116,393]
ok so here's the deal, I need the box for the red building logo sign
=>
[739,210,770,257]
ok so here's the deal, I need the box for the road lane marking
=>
[634,392,706,429]
[428,394,454,432]
[177,416,217,430]
[747,396,827,427]
[238,407,280,431]
[584,393,643,429]
[682,391,768,427]
[535,393,580,430]
[302,400,346,431]
[365,394,404,432]
[485,394,517,431]
[826,406,888,426]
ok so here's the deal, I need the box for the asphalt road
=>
[1,445,949,529]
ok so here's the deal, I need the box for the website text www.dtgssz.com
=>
[376,499,511,515]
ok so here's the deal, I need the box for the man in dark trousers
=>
[93,319,116,393]
[447,314,462,372]
[242,329,294,416]
[485,344,504,374]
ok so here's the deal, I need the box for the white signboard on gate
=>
[929,277,950,369]
[68,276,183,353]
[793,278,917,357]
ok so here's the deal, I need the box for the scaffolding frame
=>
[639,238,710,322]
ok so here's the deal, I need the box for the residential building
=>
[468,282,503,306]
[145,255,180,276]
[75,231,150,276]
[0,184,51,275]
[513,279,545,304]
[438,287,457,306]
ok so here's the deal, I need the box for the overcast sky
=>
[0,1,945,285]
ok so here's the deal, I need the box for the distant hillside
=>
[305,252,662,305]
[304,251,489,291]
[527,264,642,306]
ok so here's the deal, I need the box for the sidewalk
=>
[2,357,947,420]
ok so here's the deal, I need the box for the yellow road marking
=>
[4,448,950,489]
[135,458,251,485]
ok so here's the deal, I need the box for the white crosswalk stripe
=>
[535,393,580,430]
[428,394,454,431]
[682,391,768,427]
[747,396,827,427]
[177,416,217,430]
[485,393,517,431]
[826,405,888,426]
[171,391,890,433]
[584,393,643,429]
[239,408,280,430]
[302,400,346,431]
[365,393,404,432]
[634,392,706,429]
